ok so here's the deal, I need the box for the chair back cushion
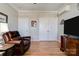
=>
[2,32,10,43]
[3,31,20,42]
[10,31,20,38]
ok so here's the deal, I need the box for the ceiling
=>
[9,3,69,11]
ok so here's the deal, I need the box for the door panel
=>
[39,17,49,40]
[48,17,58,40]
[18,17,30,36]
[30,18,39,41]
[39,17,57,41]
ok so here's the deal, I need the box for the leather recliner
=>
[2,31,31,55]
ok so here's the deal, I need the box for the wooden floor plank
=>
[24,41,66,56]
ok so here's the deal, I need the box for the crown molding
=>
[18,10,58,13]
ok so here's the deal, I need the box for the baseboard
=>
[31,39,58,42]
[31,39,40,41]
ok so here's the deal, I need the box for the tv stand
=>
[60,35,79,56]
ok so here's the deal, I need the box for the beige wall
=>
[0,4,18,31]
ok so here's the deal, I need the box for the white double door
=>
[39,17,57,41]
[18,16,57,41]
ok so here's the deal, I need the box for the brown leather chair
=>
[2,31,31,55]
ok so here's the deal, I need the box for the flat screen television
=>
[64,16,79,36]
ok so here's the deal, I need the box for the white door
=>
[39,17,49,41]
[18,17,30,36]
[39,17,57,41]
[30,18,39,41]
[48,17,58,41]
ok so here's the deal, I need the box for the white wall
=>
[18,11,58,41]
[0,4,18,31]
[58,3,79,42]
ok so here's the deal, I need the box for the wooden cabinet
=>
[65,37,77,56]
[60,35,79,56]
[75,40,79,56]
[60,36,66,51]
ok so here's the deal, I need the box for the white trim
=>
[31,40,40,41]
[31,39,58,41]
[18,10,58,13]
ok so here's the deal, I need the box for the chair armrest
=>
[7,40,21,44]
[21,36,31,41]
[22,36,31,38]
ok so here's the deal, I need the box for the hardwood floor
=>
[24,41,66,56]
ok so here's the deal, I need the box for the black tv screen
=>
[64,16,79,36]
